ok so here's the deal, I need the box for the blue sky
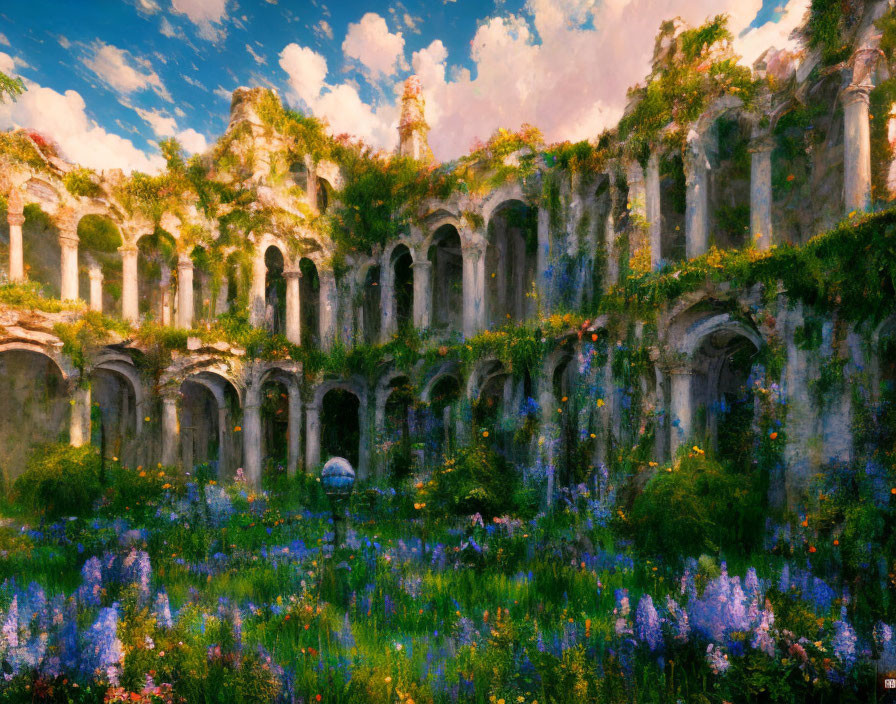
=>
[0,0,806,172]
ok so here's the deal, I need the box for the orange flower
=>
[833,539,839,546]
[591,333,598,342]
[809,546,817,553]
[769,431,778,440]
[482,430,489,438]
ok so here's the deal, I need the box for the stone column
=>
[242,400,262,489]
[358,400,370,481]
[626,160,646,221]
[69,382,91,448]
[684,137,709,259]
[842,81,873,213]
[380,253,396,342]
[7,188,24,282]
[57,209,81,301]
[536,208,550,312]
[176,255,194,329]
[538,382,557,507]
[646,151,663,270]
[669,368,692,457]
[161,394,180,467]
[88,263,103,313]
[287,385,302,476]
[284,267,301,345]
[249,250,266,327]
[160,264,172,326]
[214,275,229,316]
[305,401,321,469]
[461,237,485,338]
[412,258,432,330]
[749,134,774,250]
[217,406,229,477]
[119,244,139,322]
[319,270,337,350]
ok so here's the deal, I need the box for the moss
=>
[0,282,83,313]
[77,215,122,253]
[63,168,102,198]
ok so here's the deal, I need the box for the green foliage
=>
[429,442,524,519]
[619,16,759,154]
[0,131,48,170]
[54,312,130,372]
[77,214,123,253]
[628,451,763,560]
[0,281,83,312]
[63,167,103,198]
[0,70,24,103]
[14,443,103,518]
[803,0,857,65]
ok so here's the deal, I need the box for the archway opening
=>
[91,368,137,466]
[486,200,536,327]
[392,245,414,332]
[0,349,68,485]
[660,153,687,263]
[264,246,286,335]
[587,179,612,309]
[361,265,381,345]
[473,363,510,456]
[137,228,176,321]
[299,258,320,348]
[22,204,62,297]
[428,225,463,333]
[180,380,219,472]
[321,388,360,467]
[317,178,332,214]
[707,116,752,251]
[552,354,589,487]
[78,215,122,312]
[384,377,415,481]
[261,379,289,471]
[429,374,461,460]
[692,327,761,465]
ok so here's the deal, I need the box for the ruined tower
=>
[397,75,433,163]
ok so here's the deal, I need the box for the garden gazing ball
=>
[321,457,356,497]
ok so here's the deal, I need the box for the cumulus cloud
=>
[171,0,230,41]
[135,106,208,154]
[82,42,172,102]
[0,80,165,173]
[342,13,406,77]
[279,44,328,105]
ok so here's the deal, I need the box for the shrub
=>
[14,443,103,518]
[627,451,763,560]
[429,442,522,519]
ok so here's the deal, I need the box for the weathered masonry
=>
[1,4,895,509]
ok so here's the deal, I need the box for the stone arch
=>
[299,257,321,348]
[389,243,415,331]
[0,344,72,482]
[375,370,416,479]
[671,311,764,457]
[484,198,537,327]
[420,362,463,460]
[355,256,382,345]
[178,368,244,476]
[309,378,369,476]
[132,227,177,323]
[427,223,463,333]
[77,213,123,313]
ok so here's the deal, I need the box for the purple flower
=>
[832,608,857,670]
[635,595,662,652]
[153,592,173,629]
[706,644,729,674]
[83,604,123,685]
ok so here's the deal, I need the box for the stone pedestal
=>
[7,189,24,282]
[176,255,194,329]
[284,267,301,345]
[119,244,139,322]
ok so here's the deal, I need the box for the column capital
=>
[748,133,775,154]
[412,258,432,271]
[283,266,302,280]
[58,232,79,248]
[6,188,24,221]
[118,242,139,256]
[624,159,645,185]
[55,206,79,238]
[88,266,103,282]
[461,239,487,260]
[7,211,24,227]
[177,253,194,270]
[841,82,872,108]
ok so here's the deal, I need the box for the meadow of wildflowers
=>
[0,445,893,704]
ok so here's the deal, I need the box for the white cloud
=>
[246,43,266,65]
[314,19,334,40]
[135,106,178,136]
[342,13,406,77]
[289,1,815,162]
[160,17,186,39]
[0,34,9,47]
[83,42,172,102]
[0,52,15,76]
[57,35,71,50]
[171,0,230,41]
[0,80,164,173]
[279,44,328,104]
[176,127,208,154]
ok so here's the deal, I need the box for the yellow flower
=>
[384,676,392,684]
[482,430,489,438]
[144,416,151,422]
[596,399,605,408]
